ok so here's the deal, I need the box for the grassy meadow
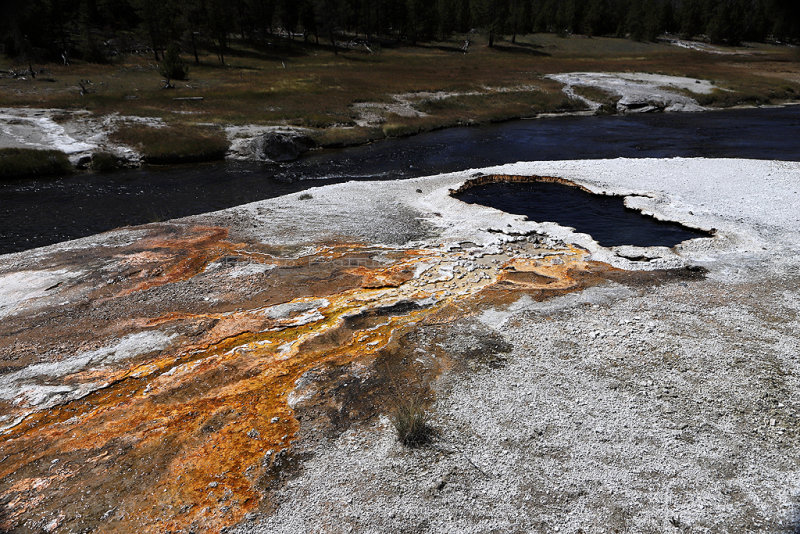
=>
[1,33,799,154]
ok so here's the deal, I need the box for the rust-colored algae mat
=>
[0,224,617,533]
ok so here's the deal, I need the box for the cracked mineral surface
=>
[1,158,799,533]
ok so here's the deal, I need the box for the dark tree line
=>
[2,0,799,63]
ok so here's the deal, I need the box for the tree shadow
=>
[339,54,376,62]
[511,40,547,50]
[490,44,551,56]
[224,42,311,62]
[416,43,467,53]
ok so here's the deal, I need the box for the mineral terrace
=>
[1,158,799,533]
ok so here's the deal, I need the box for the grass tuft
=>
[0,148,73,179]
[382,121,425,138]
[391,397,434,447]
[110,124,229,164]
[90,151,120,172]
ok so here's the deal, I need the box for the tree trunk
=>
[217,40,225,64]
[191,32,199,65]
[329,31,337,54]
[488,30,495,47]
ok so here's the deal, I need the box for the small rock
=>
[75,154,92,169]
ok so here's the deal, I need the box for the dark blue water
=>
[1,106,799,254]
[456,181,711,247]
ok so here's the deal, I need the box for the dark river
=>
[1,106,799,254]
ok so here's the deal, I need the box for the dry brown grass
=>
[309,126,383,147]
[417,87,582,119]
[390,396,434,448]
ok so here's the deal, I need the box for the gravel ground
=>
[235,262,800,534]
[2,157,798,533]
[231,158,800,533]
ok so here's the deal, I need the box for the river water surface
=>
[1,106,799,254]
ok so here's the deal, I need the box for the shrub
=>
[391,397,433,447]
[0,148,73,179]
[159,43,188,82]
[111,124,229,164]
[90,151,120,172]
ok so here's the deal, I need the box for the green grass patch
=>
[0,148,73,179]
[694,89,769,107]
[691,85,799,108]
[571,85,622,113]
[110,124,229,164]
[89,151,120,172]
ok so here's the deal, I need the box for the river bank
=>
[2,32,799,178]
[4,105,800,256]
[1,73,797,175]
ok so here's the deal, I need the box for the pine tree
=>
[158,41,188,83]
[680,0,704,39]
[584,0,606,36]
[207,0,232,64]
